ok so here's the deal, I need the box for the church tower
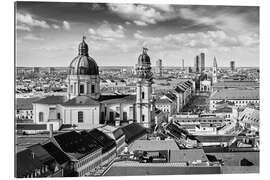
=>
[135,48,154,129]
[67,37,100,100]
[212,56,218,84]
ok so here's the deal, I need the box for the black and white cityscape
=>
[15,2,259,177]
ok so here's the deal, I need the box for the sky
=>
[15,2,259,67]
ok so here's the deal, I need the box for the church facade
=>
[32,38,157,130]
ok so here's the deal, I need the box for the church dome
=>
[69,37,99,75]
[138,47,151,65]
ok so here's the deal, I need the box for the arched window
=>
[57,113,61,120]
[39,112,44,122]
[78,111,83,123]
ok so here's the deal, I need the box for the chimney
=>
[49,124,53,138]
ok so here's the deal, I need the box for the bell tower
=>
[135,48,154,129]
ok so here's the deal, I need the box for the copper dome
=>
[69,37,99,75]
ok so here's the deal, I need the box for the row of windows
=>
[213,100,259,104]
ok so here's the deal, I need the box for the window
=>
[78,111,83,123]
[109,112,114,121]
[39,112,44,122]
[57,113,61,120]
[142,115,145,122]
[142,92,145,99]
[70,85,73,93]
[91,85,95,93]
[80,84,84,94]
[123,112,127,121]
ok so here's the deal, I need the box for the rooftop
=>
[210,89,259,100]
[33,95,66,105]
[129,139,179,152]
[16,97,41,110]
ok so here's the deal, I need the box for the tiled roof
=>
[16,97,41,110]
[33,96,66,105]
[213,81,259,88]
[42,142,70,165]
[81,128,116,153]
[53,131,101,160]
[121,123,147,144]
[210,89,259,100]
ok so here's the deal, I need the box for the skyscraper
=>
[200,53,205,72]
[155,59,162,77]
[194,55,200,73]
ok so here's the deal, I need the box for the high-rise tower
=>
[200,53,205,72]
[67,37,100,100]
[212,56,218,84]
[155,59,162,77]
[135,48,154,129]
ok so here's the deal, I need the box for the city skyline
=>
[16,2,259,67]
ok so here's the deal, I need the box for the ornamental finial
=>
[142,47,148,54]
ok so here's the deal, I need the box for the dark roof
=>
[112,128,125,140]
[165,123,189,139]
[100,95,136,104]
[216,100,235,105]
[33,96,65,105]
[53,131,101,160]
[120,123,147,144]
[194,135,235,143]
[213,106,233,113]
[61,96,100,106]
[42,142,70,165]
[16,97,41,110]
[164,92,177,101]
[28,144,55,164]
[69,39,99,75]
[16,124,47,130]
[16,149,43,177]
[174,86,185,93]
[82,129,116,153]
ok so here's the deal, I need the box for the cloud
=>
[23,34,44,41]
[108,4,167,26]
[52,24,60,29]
[16,13,50,29]
[16,24,31,31]
[133,20,148,26]
[63,21,70,30]
[133,30,258,50]
[88,21,125,40]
